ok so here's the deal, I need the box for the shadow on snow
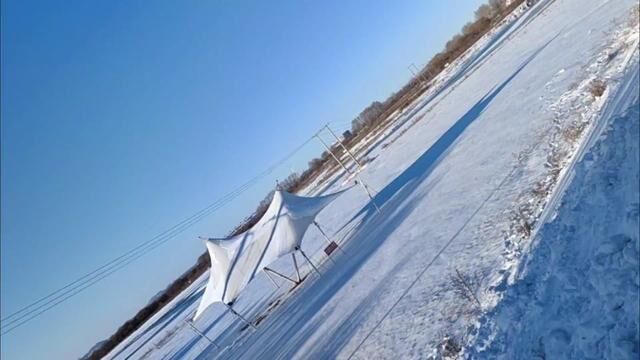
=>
[197,38,555,360]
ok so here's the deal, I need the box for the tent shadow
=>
[312,10,530,198]
[302,257,412,359]
[227,256,411,360]
[348,6,542,166]
[169,309,228,360]
[176,34,558,360]
[212,177,440,360]
[213,37,557,359]
[173,291,276,360]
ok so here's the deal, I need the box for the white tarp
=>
[193,188,349,320]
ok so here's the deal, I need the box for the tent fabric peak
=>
[193,187,350,320]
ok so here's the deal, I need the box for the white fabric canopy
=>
[193,188,349,320]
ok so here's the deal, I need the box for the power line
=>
[0,181,252,333]
[2,180,250,323]
[0,136,314,335]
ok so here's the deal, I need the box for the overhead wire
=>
[1,180,254,334]
[0,136,315,335]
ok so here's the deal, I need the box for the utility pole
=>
[355,174,381,214]
[324,124,363,171]
[315,134,352,175]
[408,63,429,87]
[314,129,381,214]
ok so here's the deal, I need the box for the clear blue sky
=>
[1,1,484,358]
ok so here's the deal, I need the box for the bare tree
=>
[475,4,494,20]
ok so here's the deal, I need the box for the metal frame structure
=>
[315,130,381,213]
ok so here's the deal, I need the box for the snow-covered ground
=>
[104,0,640,359]
[465,51,639,360]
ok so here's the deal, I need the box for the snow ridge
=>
[465,53,639,360]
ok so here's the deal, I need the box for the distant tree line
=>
[339,0,523,146]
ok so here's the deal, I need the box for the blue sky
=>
[1,0,484,358]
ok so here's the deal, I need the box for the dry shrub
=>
[531,180,549,198]
[562,120,587,144]
[589,78,607,98]
[450,268,483,309]
[510,207,532,239]
[430,334,463,360]
[629,4,640,27]
[545,145,568,170]
[440,335,462,358]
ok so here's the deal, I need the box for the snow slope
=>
[466,55,639,359]
[104,1,640,359]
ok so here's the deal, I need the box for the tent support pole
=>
[325,124,363,170]
[313,221,332,245]
[313,221,346,255]
[297,248,321,276]
[225,304,256,330]
[186,320,220,349]
[292,253,302,283]
[264,270,281,289]
[315,134,352,175]
[264,267,299,285]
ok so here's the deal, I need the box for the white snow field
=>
[465,49,640,360]
[103,0,640,359]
